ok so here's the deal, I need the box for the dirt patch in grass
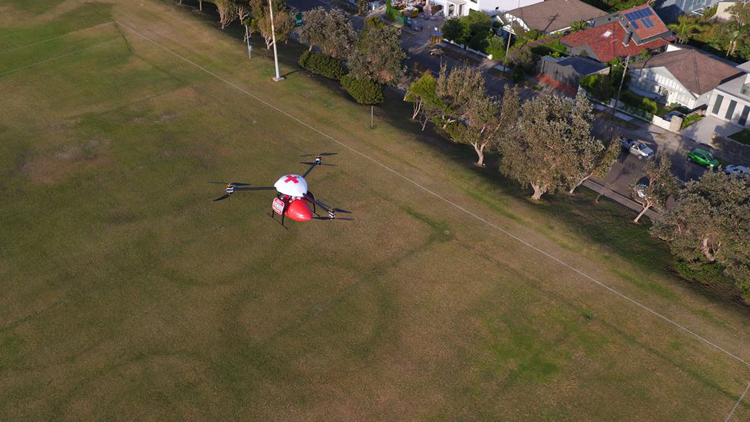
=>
[25,139,110,184]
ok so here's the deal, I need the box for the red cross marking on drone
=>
[284,175,299,184]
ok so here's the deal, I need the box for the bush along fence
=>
[298,51,348,81]
[443,39,494,60]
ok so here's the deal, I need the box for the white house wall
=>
[469,0,543,15]
[707,89,750,127]
[629,67,698,108]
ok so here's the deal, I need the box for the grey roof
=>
[556,56,608,76]
[629,48,741,95]
[506,0,608,33]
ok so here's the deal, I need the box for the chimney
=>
[623,31,632,46]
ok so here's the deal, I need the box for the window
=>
[726,100,737,120]
[712,94,724,115]
[740,106,750,126]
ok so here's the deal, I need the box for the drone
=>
[211,153,353,226]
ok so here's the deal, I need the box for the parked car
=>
[619,137,654,159]
[687,148,719,168]
[725,164,749,177]
[664,111,685,122]
[429,47,443,56]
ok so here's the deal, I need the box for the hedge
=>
[620,90,658,115]
[298,50,348,81]
[341,75,384,105]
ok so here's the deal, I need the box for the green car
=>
[687,148,720,168]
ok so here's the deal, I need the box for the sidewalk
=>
[583,178,660,221]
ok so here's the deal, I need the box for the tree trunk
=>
[473,142,485,167]
[701,237,717,262]
[412,100,422,120]
[531,184,546,200]
[308,44,313,51]
[199,0,202,11]
[633,203,650,223]
[421,115,429,131]
[568,175,590,195]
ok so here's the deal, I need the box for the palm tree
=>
[725,21,750,57]
[569,20,590,33]
[668,16,702,44]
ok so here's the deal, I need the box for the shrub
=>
[299,50,348,80]
[341,75,384,104]
[580,74,614,101]
[620,90,657,115]
[681,114,702,129]
[468,31,490,52]
[486,34,506,60]
[673,258,728,285]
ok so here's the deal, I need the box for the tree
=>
[652,171,750,301]
[250,0,294,49]
[299,8,357,59]
[356,0,369,16]
[668,15,702,44]
[435,65,513,166]
[569,20,590,33]
[404,72,444,130]
[299,7,327,51]
[211,0,237,29]
[348,24,406,85]
[631,154,678,223]
[499,94,604,200]
[442,17,469,44]
[723,21,749,57]
[320,8,357,60]
[566,97,620,194]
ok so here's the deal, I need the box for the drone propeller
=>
[209,181,252,186]
[300,161,337,167]
[212,181,275,201]
[313,216,354,221]
[300,152,338,157]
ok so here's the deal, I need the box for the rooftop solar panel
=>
[632,21,639,29]
[625,11,635,20]
[642,17,654,28]
[643,8,653,16]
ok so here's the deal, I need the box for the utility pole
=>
[503,0,521,75]
[269,0,283,82]
[244,24,252,59]
[613,55,630,116]
[370,106,374,129]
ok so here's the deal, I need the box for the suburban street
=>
[288,0,749,215]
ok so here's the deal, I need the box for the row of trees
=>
[406,65,619,197]
[406,66,749,301]
[298,9,406,104]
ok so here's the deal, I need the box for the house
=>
[502,0,608,35]
[537,55,609,94]
[706,61,750,127]
[426,0,542,17]
[652,0,723,22]
[560,4,674,63]
[628,46,741,109]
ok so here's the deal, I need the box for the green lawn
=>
[1,1,749,420]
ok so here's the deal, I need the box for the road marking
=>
[115,21,750,368]
[725,381,750,422]
[0,21,114,55]
[0,38,119,78]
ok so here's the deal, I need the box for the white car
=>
[725,165,749,177]
[619,138,654,160]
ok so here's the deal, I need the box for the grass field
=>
[1,0,749,420]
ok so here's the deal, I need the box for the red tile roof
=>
[621,4,669,41]
[560,21,673,63]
